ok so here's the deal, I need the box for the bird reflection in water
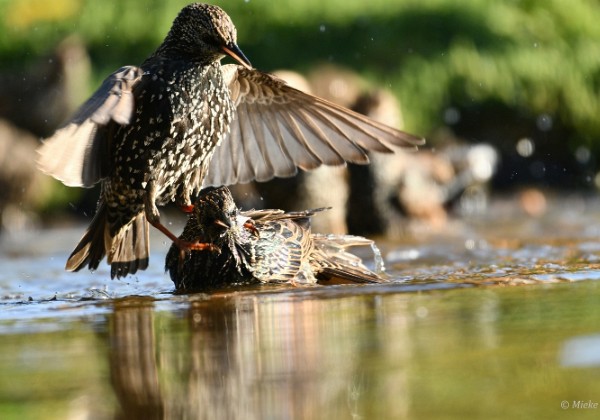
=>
[109,297,165,419]
[107,293,410,419]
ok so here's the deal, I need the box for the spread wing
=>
[312,234,387,284]
[203,65,424,187]
[36,66,144,187]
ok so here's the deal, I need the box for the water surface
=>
[1,196,600,419]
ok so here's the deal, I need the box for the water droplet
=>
[467,144,497,181]
[536,113,553,131]
[370,242,385,273]
[465,239,476,250]
[443,107,460,124]
[516,138,534,157]
[575,146,591,164]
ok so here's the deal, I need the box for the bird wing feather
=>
[36,65,144,187]
[203,65,424,187]
[250,219,307,283]
[312,234,386,284]
[241,207,329,224]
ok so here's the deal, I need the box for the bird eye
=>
[201,33,221,49]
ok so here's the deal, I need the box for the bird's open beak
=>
[222,43,252,69]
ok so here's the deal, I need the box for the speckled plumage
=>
[39,4,247,278]
[38,3,423,279]
[166,186,385,292]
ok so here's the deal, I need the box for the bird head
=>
[192,186,240,243]
[159,3,252,68]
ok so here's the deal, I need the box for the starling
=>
[165,186,385,292]
[37,3,423,279]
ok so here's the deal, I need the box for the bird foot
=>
[175,238,219,253]
[148,217,216,251]
[243,220,259,237]
[176,239,220,273]
[179,204,195,213]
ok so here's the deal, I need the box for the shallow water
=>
[2,196,600,419]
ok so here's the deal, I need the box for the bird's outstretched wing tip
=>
[35,124,96,187]
[414,136,427,147]
[218,66,427,186]
[405,142,425,152]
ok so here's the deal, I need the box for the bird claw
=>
[176,239,220,253]
[176,240,220,274]
[191,242,220,252]
[243,220,259,238]
[179,204,195,213]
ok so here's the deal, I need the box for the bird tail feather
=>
[66,202,150,278]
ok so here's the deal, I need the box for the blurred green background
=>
[1,0,600,210]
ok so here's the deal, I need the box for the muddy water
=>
[1,196,600,419]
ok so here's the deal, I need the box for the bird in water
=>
[37,3,423,279]
[165,186,386,291]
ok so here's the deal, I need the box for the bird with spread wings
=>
[37,3,424,278]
